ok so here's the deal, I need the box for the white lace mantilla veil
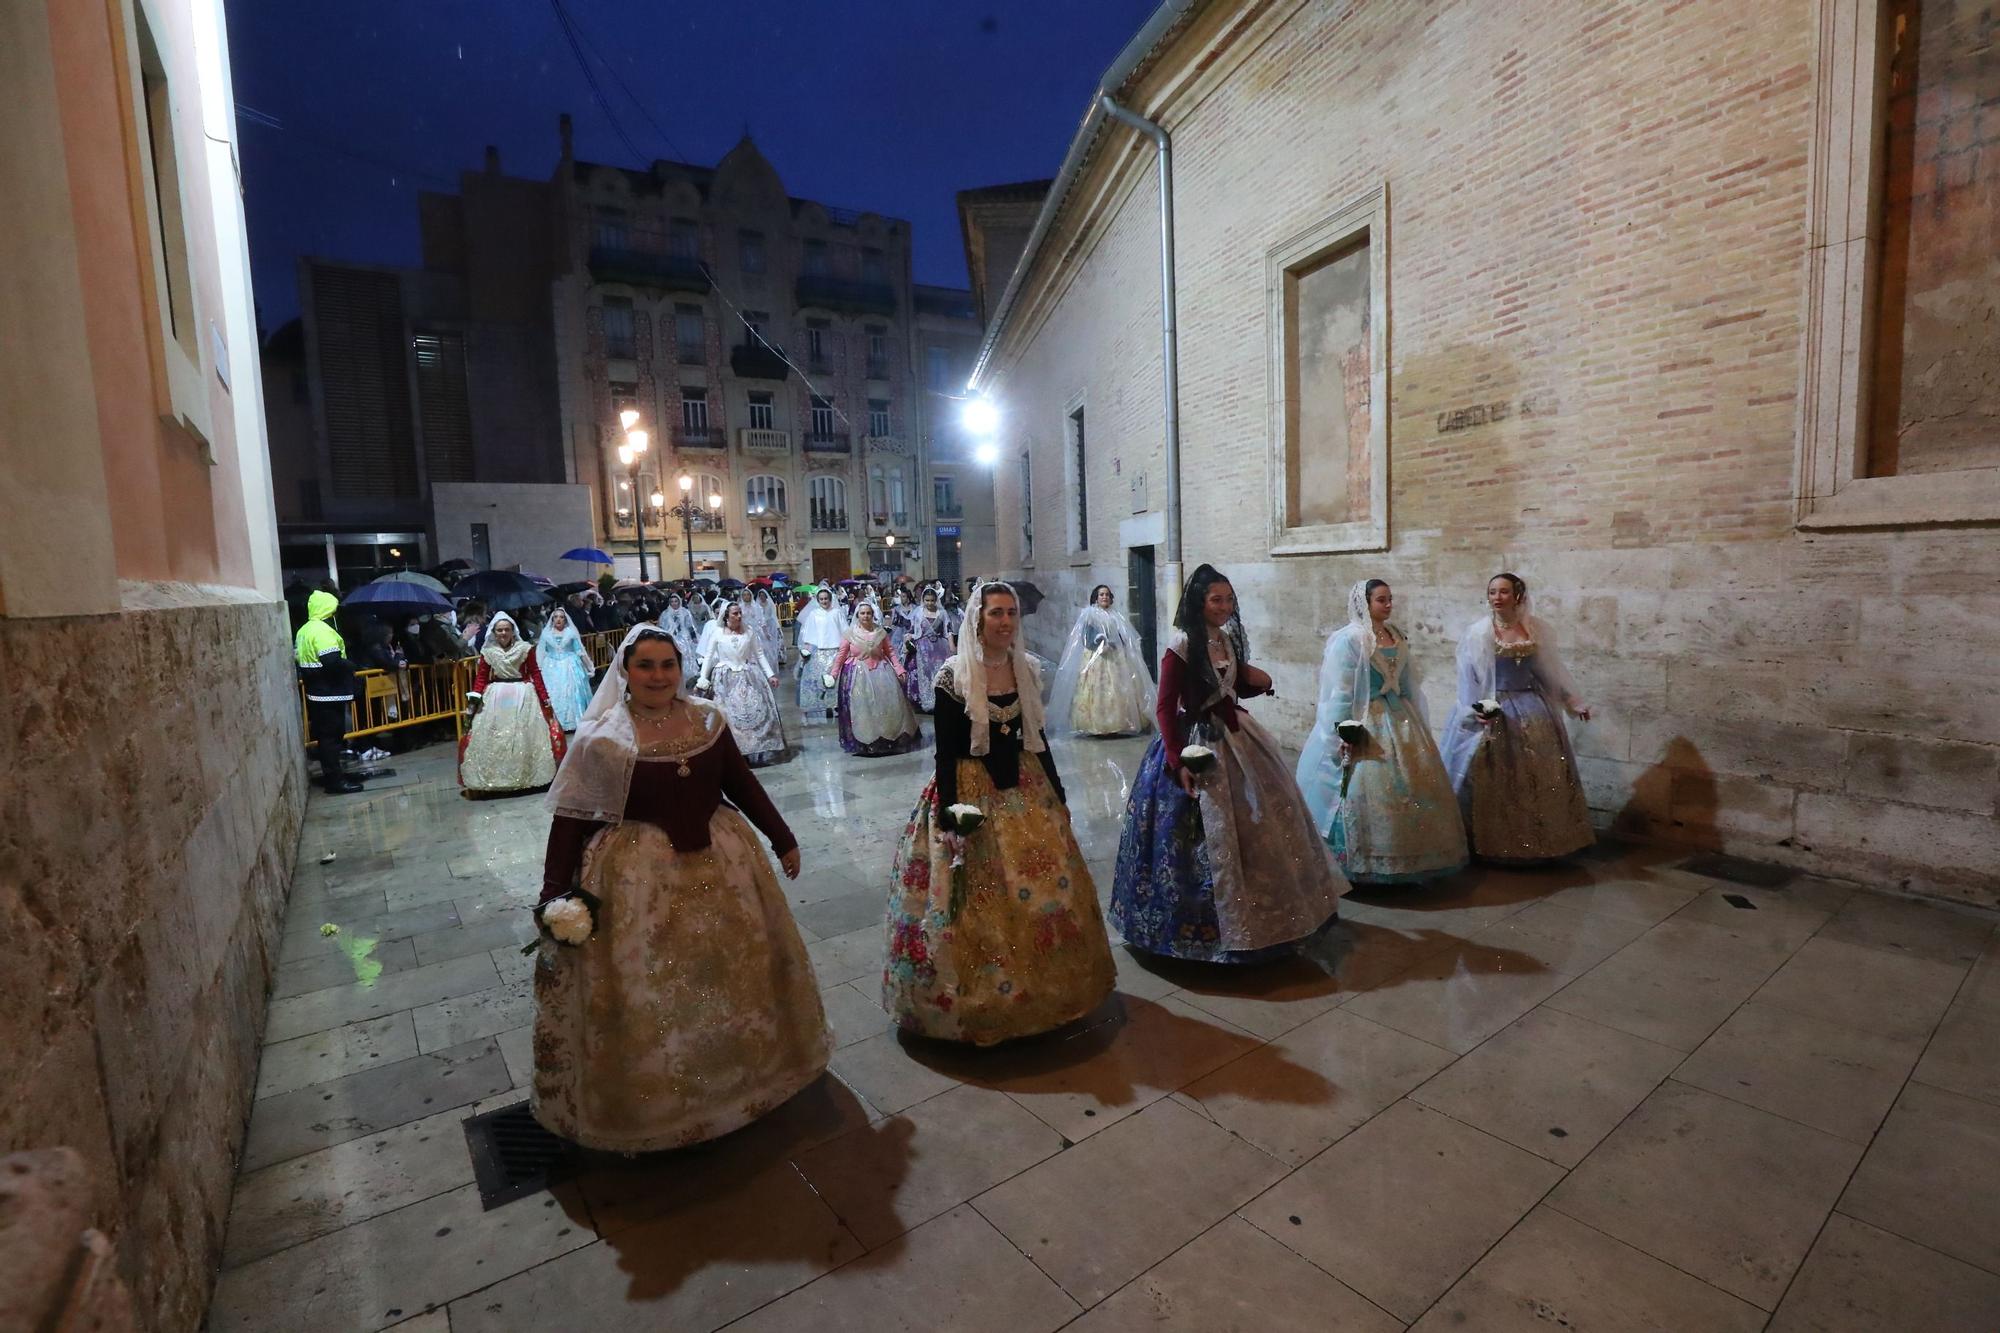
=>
[1045,598,1152,735]
[481,612,532,675]
[546,624,714,823]
[1298,580,1426,788]
[537,610,584,660]
[948,580,1048,758]
[1452,582,1582,715]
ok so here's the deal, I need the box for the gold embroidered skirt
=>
[885,758,1116,1045]
[531,813,829,1152]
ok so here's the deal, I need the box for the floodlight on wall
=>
[961,397,999,437]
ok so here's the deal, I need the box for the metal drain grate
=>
[1679,853,1795,889]
[463,1100,573,1210]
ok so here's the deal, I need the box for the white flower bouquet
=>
[1179,744,1217,775]
[799,644,814,660]
[822,672,837,690]
[1470,697,1503,721]
[525,888,600,953]
[944,803,986,835]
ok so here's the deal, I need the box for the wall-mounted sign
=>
[935,524,961,537]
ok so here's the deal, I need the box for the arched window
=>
[746,474,787,516]
[809,476,847,531]
[682,470,726,532]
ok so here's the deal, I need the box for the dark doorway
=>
[1127,544,1157,670]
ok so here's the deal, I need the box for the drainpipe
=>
[1097,94,1183,591]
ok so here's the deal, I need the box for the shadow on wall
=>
[1616,736,1718,849]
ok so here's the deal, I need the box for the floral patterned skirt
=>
[839,659,919,756]
[1321,695,1469,883]
[458,680,564,792]
[712,662,787,765]
[905,636,954,712]
[1112,721,1347,963]
[531,814,830,1152]
[795,647,839,716]
[884,759,1115,1044]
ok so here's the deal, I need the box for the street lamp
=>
[662,471,725,581]
[617,420,652,580]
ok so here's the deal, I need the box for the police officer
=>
[295,589,364,794]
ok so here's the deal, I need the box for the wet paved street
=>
[207,691,2000,1332]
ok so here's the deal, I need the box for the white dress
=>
[794,602,848,715]
[699,629,787,764]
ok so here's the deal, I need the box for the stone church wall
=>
[0,592,303,1328]
[991,0,1999,907]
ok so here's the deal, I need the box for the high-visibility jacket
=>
[295,591,356,703]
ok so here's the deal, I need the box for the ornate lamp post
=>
[663,472,724,581]
[615,410,652,580]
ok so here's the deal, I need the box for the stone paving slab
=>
[213,722,2000,1331]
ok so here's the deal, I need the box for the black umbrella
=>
[550,581,594,596]
[450,569,551,613]
[1009,580,1048,615]
[716,578,747,591]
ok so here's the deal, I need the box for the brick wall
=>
[991,0,2000,907]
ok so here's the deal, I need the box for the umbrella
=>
[1009,580,1048,615]
[342,581,452,618]
[837,578,866,588]
[716,578,747,591]
[550,581,593,596]
[450,569,551,612]
[372,570,449,594]
[432,558,473,573]
[613,579,649,592]
[560,547,615,564]
[522,572,554,587]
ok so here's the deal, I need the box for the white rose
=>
[946,802,986,833]
[1179,744,1217,773]
[542,896,593,945]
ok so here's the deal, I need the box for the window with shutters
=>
[602,298,635,360]
[413,333,473,483]
[745,475,787,516]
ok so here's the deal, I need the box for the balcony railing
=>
[803,432,851,454]
[867,511,912,531]
[739,428,790,452]
[588,245,709,294]
[676,426,725,450]
[730,341,790,381]
[809,510,849,532]
[795,275,897,317]
[933,501,964,519]
[864,434,908,455]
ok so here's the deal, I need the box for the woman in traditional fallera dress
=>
[660,593,699,672]
[1297,580,1468,884]
[697,603,788,766]
[903,584,956,713]
[794,585,848,719]
[833,602,920,757]
[887,585,915,658]
[748,586,785,670]
[1440,573,1595,862]
[532,626,826,1151]
[537,609,596,732]
[884,582,1116,1044]
[1112,565,1348,962]
[1048,585,1155,737]
[459,613,566,794]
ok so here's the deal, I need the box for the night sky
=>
[227,0,1159,334]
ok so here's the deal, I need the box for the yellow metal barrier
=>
[299,657,475,752]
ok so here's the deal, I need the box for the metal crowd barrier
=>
[298,658,475,751]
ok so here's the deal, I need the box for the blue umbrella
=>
[342,580,452,617]
[560,547,615,564]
